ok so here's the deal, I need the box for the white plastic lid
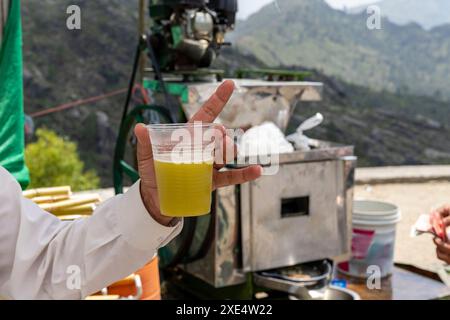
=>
[353,200,401,226]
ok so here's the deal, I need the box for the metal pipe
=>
[138,0,146,84]
[253,274,313,300]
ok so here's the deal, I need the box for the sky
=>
[237,0,382,20]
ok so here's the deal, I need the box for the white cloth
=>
[238,122,294,158]
[0,166,183,299]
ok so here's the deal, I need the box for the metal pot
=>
[289,286,361,300]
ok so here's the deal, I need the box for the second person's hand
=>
[430,205,450,264]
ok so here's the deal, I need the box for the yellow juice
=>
[154,160,214,217]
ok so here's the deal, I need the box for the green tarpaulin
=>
[0,0,29,189]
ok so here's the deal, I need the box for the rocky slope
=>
[232,0,450,99]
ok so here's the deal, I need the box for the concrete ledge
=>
[356,165,450,185]
[82,166,450,196]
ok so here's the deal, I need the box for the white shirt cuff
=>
[115,181,183,252]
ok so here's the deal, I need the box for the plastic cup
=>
[147,122,221,217]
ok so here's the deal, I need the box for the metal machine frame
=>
[177,143,356,289]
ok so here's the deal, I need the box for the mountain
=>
[352,0,450,30]
[215,49,450,167]
[232,0,450,99]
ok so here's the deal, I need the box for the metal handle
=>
[260,260,333,285]
[253,273,313,300]
[338,155,357,257]
[131,274,143,300]
[100,274,143,300]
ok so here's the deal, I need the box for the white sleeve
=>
[0,167,183,300]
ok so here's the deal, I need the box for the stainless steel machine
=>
[112,0,359,300]
[159,80,357,300]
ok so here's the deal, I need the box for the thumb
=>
[134,123,153,164]
[134,124,157,188]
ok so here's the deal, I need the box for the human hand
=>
[430,205,450,242]
[434,237,450,264]
[134,80,262,226]
[430,205,450,264]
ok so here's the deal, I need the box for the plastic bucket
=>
[107,256,161,300]
[338,200,401,278]
[136,256,162,300]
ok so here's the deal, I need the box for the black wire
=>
[120,33,178,125]
[120,36,145,125]
[145,34,179,123]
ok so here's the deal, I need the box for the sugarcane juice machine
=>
[159,81,356,300]
[113,0,357,300]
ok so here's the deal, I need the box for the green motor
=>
[148,0,237,71]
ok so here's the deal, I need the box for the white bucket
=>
[338,200,401,278]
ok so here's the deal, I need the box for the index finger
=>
[434,238,450,254]
[190,80,235,123]
[435,205,450,218]
[444,216,450,227]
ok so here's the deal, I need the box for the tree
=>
[25,128,100,191]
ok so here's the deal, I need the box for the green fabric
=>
[0,0,29,189]
[171,25,183,48]
[144,79,189,103]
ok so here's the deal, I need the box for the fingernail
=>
[226,79,235,88]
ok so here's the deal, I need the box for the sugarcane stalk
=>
[85,295,121,300]
[52,204,96,216]
[39,194,100,212]
[57,214,92,221]
[23,186,72,199]
[30,194,70,204]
